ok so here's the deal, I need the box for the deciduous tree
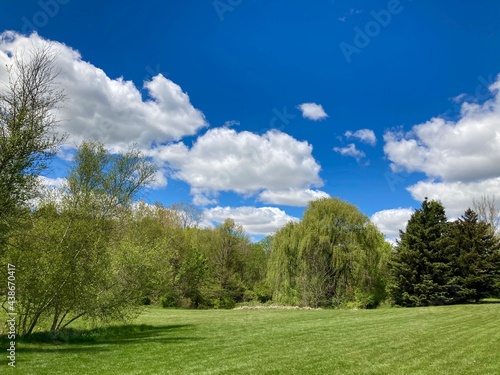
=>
[0,46,66,246]
[268,198,390,308]
[5,141,156,335]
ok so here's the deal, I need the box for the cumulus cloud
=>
[345,129,377,146]
[38,176,67,189]
[151,127,323,200]
[258,188,329,206]
[0,31,207,153]
[383,73,500,218]
[371,208,414,242]
[203,206,299,236]
[297,102,328,121]
[407,178,500,219]
[384,74,500,182]
[147,169,168,189]
[333,143,365,161]
[192,193,218,206]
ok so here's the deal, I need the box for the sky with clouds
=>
[1,1,500,241]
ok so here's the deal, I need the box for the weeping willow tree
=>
[267,221,300,305]
[267,198,391,308]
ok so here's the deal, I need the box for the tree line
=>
[2,138,271,335]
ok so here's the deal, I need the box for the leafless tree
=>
[0,45,67,244]
[170,202,203,229]
[472,195,499,234]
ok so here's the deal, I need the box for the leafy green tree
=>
[242,243,268,290]
[113,201,184,306]
[208,219,249,307]
[0,47,66,247]
[186,219,261,308]
[67,141,156,217]
[174,242,209,308]
[268,198,390,308]
[446,209,500,302]
[267,221,300,305]
[390,198,453,307]
[5,141,156,335]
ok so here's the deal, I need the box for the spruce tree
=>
[446,209,500,303]
[390,198,453,307]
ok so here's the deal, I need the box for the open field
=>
[2,303,500,374]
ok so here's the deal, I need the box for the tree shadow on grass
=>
[5,324,202,354]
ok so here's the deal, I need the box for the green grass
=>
[2,303,500,374]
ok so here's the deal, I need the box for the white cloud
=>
[38,176,67,189]
[147,169,168,189]
[384,74,500,183]
[451,93,466,103]
[151,127,323,199]
[56,147,76,162]
[371,208,414,242]
[383,73,500,219]
[203,206,299,236]
[333,143,365,161]
[297,102,328,121]
[222,120,240,128]
[0,31,207,153]
[31,176,68,208]
[258,188,329,206]
[407,178,500,219]
[192,193,218,206]
[345,129,377,146]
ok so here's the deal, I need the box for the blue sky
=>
[1,0,500,240]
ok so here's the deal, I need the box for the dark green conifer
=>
[390,198,452,306]
[446,209,500,302]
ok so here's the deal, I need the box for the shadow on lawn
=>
[6,324,201,354]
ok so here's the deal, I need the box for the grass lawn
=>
[2,303,500,374]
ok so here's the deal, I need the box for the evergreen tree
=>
[446,209,500,302]
[390,198,453,307]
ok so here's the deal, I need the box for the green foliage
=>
[445,209,500,302]
[0,47,66,248]
[267,221,300,305]
[389,198,452,307]
[116,208,269,311]
[268,198,390,308]
[2,141,156,335]
[390,199,500,307]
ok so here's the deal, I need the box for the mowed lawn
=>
[5,303,500,374]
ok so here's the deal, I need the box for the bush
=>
[253,282,272,303]
[213,294,236,309]
[354,289,378,309]
[160,291,179,308]
[243,290,258,302]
